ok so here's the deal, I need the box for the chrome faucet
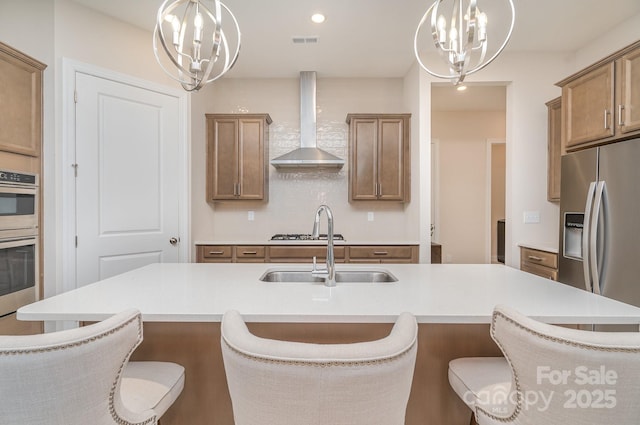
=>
[311,205,336,287]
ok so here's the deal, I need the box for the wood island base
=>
[131,322,503,425]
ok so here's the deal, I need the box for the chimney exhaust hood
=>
[270,71,345,169]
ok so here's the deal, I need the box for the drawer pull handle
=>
[528,255,543,261]
[373,251,389,255]
[209,251,225,255]
[241,251,258,255]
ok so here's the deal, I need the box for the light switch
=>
[523,211,540,224]
[367,212,374,221]
[248,211,255,221]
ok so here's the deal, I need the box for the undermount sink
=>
[259,269,398,283]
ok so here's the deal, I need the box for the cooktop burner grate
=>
[270,233,344,241]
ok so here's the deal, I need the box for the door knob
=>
[169,237,179,245]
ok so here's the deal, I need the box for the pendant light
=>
[153,0,241,92]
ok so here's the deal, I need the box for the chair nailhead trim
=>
[1,314,157,425]
[222,336,417,368]
[474,310,640,424]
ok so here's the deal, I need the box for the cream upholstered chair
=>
[221,310,418,425]
[448,305,640,425]
[0,309,184,425]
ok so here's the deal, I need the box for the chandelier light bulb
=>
[414,0,515,85]
[153,0,241,92]
[193,12,204,43]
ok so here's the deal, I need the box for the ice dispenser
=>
[563,213,583,260]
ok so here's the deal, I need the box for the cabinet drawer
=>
[348,246,414,260]
[200,245,233,259]
[521,263,558,281]
[235,246,265,261]
[268,246,345,262]
[521,247,557,269]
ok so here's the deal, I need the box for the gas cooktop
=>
[270,233,345,241]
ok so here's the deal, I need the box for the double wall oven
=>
[0,170,38,318]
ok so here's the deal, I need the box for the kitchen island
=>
[18,263,640,425]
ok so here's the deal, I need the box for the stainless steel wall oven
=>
[0,170,38,318]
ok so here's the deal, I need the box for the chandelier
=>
[413,0,515,85]
[153,0,241,92]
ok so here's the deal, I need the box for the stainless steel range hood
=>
[270,71,345,169]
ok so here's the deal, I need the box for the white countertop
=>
[18,263,640,325]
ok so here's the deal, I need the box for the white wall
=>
[464,52,570,267]
[190,77,421,246]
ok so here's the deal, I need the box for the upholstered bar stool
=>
[448,305,640,425]
[221,310,418,425]
[0,309,184,425]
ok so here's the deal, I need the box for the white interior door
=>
[75,72,181,287]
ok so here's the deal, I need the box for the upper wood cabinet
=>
[206,114,271,201]
[0,42,46,157]
[546,97,562,202]
[346,113,411,202]
[618,47,640,134]
[557,40,640,151]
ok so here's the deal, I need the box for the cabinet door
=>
[206,114,270,201]
[208,117,238,200]
[563,62,615,149]
[378,118,408,201]
[349,118,378,200]
[0,43,46,157]
[619,48,640,134]
[546,97,562,201]
[238,118,265,199]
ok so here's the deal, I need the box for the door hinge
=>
[72,163,78,177]
[75,235,78,247]
[74,90,78,103]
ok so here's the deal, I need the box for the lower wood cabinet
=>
[520,246,558,280]
[196,244,418,264]
[267,246,346,263]
[196,245,233,263]
[235,246,266,263]
[347,245,418,263]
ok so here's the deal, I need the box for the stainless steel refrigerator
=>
[558,138,640,311]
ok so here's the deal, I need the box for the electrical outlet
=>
[367,212,374,221]
[523,211,540,224]
[248,211,255,221]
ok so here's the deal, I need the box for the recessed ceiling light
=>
[311,13,326,24]
[456,85,467,92]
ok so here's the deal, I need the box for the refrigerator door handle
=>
[582,181,597,292]
[590,181,606,295]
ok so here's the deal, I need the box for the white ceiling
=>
[72,0,640,79]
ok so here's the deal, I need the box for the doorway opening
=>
[430,84,506,264]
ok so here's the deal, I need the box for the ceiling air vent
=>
[292,36,319,44]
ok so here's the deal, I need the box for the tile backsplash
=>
[191,77,419,243]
